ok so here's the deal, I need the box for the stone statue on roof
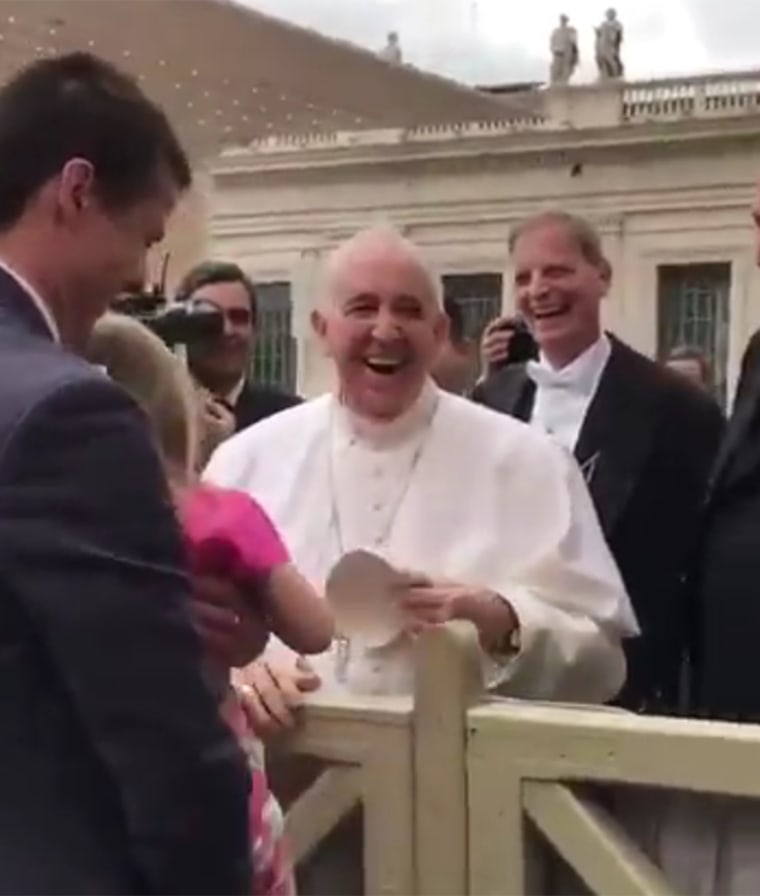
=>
[595,8,624,80]
[549,14,578,85]
[380,31,403,64]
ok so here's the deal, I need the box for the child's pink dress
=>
[181,484,295,896]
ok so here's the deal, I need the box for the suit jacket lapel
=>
[574,338,657,535]
[0,267,55,342]
[707,357,760,498]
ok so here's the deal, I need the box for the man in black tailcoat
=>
[474,211,724,712]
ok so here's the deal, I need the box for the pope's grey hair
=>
[317,224,444,309]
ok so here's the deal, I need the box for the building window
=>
[657,262,731,402]
[442,273,503,341]
[250,281,297,391]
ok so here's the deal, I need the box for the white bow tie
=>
[526,360,579,391]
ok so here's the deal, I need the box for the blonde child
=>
[87,313,333,895]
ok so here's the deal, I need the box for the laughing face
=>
[311,232,447,420]
[512,220,610,367]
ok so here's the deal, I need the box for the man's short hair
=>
[508,210,610,276]
[0,52,191,230]
[175,260,258,326]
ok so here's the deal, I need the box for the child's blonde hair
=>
[86,313,199,480]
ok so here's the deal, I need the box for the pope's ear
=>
[310,308,326,339]
[433,310,450,346]
[310,308,332,355]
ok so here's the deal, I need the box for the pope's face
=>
[312,241,447,420]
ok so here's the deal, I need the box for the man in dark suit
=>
[176,260,302,432]
[473,211,724,712]
[688,186,760,724]
[0,53,251,893]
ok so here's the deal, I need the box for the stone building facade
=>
[209,71,760,402]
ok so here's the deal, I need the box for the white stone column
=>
[156,167,214,291]
[598,215,625,336]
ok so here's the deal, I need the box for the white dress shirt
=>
[205,380,637,703]
[527,334,611,452]
[0,259,59,343]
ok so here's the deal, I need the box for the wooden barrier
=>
[274,623,760,895]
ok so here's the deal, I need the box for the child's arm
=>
[264,565,334,655]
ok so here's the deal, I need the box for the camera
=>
[489,316,538,372]
[110,254,224,348]
[112,291,224,347]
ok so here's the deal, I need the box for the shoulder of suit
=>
[3,342,130,416]
[242,382,302,409]
[608,335,724,424]
[471,362,527,396]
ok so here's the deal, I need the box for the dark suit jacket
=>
[689,327,760,720]
[0,270,252,894]
[473,335,725,711]
[233,381,302,432]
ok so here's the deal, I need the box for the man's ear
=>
[310,308,326,339]
[433,310,450,348]
[598,257,613,296]
[57,158,96,223]
[311,308,334,357]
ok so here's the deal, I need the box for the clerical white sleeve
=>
[486,442,637,704]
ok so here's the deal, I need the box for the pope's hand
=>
[399,579,518,649]
[399,578,469,634]
[234,657,321,739]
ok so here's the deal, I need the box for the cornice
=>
[211,183,753,241]
[212,116,760,182]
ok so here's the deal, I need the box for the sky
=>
[243,0,758,86]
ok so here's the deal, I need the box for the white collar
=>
[225,377,246,406]
[0,259,59,343]
[333,378,440,448]
[527,333,610,394]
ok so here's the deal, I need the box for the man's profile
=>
[0,53,251,894]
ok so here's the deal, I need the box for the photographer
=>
[175,261,302,433]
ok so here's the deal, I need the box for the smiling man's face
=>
[513,220,609,367]
[311,231,447,420]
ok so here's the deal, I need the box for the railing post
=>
[413,622,483,895]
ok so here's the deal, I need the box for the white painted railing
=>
[275,623,760,895]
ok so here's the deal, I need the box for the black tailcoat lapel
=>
[474,338,659,538]
[573,337,659,536]
[706,338,760,499]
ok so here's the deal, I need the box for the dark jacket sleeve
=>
[0,376,252,895]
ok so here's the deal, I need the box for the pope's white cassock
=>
[205,380,638,702]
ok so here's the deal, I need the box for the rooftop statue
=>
[549,14,579,85]
[595,8,624,81]
[380,31,403,64]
